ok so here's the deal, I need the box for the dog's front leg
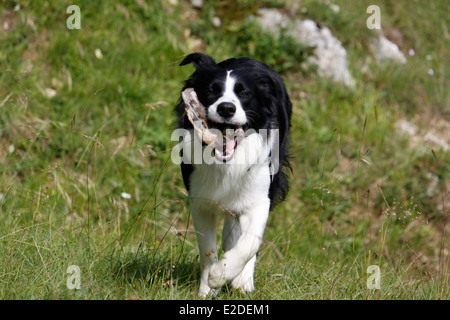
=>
[208,198,270,290]
[191,203,219,298]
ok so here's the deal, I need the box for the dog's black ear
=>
[179,53,217,71]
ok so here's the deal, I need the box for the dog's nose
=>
[217,102,236,118]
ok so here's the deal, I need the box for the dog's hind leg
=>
[222,214,240,252]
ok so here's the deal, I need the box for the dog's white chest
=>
[189,162,271,214]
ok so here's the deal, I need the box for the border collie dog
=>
[175,53,292,297]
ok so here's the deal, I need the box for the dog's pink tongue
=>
[223,138,236,154]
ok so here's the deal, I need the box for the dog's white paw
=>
[230,255,256,293]
[208,260,228,288]
[198,285,220,298]
[231,273,254,293]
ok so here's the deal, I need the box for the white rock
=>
[255,8,288,32]
[423,132,449,151]
[370,35,406,64]
[212,16,221,28]
[396,119,449,152]
[191,0,203,9]
[396,119,417,136]
[425,172,439,196]
[256,8,355,87]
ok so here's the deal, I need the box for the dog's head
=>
[178,53,291,162]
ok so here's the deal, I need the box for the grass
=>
[0,0,448,299]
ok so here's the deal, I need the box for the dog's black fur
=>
[175,53,292,208]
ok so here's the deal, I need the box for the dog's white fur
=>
[181,123,276,297]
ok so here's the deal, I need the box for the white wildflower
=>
[120,192,132,199]
[95,48,103,59]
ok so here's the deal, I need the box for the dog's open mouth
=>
[181,88,245,162]
[207,122,244,162]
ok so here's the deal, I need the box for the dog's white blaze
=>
[207,71,247,125]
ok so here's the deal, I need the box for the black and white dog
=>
[175,53,292,297]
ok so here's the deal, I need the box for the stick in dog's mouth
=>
[182,88,244,161]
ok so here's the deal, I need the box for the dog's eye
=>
[239,91,249,98]
[205,89,213,96]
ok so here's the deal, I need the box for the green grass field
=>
[0,0,448,299]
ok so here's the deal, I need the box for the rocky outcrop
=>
[255,8,355,87]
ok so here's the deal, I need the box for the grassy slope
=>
[0,0,448,299]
